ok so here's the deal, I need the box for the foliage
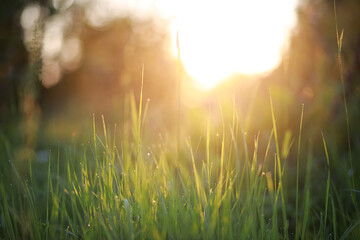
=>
[1,0,360,239]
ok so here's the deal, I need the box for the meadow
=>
[1,67,360,239]
[1,1,360,239]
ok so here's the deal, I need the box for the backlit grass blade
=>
[295,104,304,240]
[186,137,207,206]
[321,132,331,237]
[269,89,288,239]
[206,116,211,192]
[333,0,357,213]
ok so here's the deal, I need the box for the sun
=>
[170,0,298,90]
[108,0,297,90]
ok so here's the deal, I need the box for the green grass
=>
[0,84,359,239]
[0,2,359,238]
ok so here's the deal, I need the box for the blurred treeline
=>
[0,0,181,149]
[215,0,360,152]
[272,0,360,150]
[1,0,360,162]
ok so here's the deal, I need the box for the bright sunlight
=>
[102,0,298,89]
[170,0,298,89]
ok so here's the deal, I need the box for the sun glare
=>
[110,0,298,89]
[171,0,298,89]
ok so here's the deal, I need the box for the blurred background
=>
[1,0,360,174]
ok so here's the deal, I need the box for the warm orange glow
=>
[29,0,298,90]
[82,0,298,90]
[170,1,298,89]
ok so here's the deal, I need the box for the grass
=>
[334,0,358,215]
[0,2,359,239]
[0,81,359,239]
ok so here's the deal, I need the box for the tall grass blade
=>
[269,89,288,239]
[295,104,304,240]
[333,0,357,212]
[321,132,331,237]
[301,142,312,240]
